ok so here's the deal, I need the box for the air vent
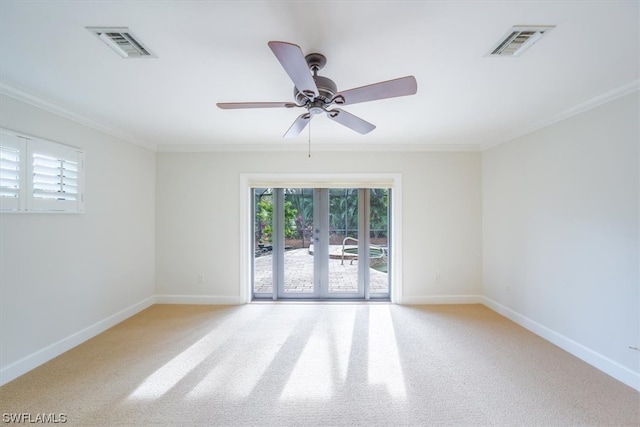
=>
[86,27,156,58]
[487,26,555,57]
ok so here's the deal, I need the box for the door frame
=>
[240,173,403,304]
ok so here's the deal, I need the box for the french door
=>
[252,187,390,300]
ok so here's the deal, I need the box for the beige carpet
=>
[1,303,638,426]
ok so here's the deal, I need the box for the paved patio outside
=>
[254,248,389,295]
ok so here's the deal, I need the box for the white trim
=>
[0,82,156,152]
[242,172,399,189]
[154,294,243,305]
[482,296,640,392]
[481,80,640,150]
[239,174,252,303]
[401,295,483,305]
[389,175,403,304]
[0,296,154,386]
[156,143,481,153]
[239,173,403,304]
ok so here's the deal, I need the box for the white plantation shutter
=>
[0,131,26,211]
[32,154,79,201]
[1,147,20,197]
[27,139,84,212]
[0,129,84,213]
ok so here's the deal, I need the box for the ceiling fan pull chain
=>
[308,117,312,158]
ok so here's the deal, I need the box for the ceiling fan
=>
[217,41,418,138]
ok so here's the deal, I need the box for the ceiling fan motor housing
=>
[294,75,337,106]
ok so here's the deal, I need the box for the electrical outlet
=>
[197,274,205,285]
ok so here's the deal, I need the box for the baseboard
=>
[154,294,242,305]
[401,294,483,305]
[0,296,155,386]
[481,296,640,392]
[158,294,480,305]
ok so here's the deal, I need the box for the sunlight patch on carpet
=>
[368,305,407,399]
[127,307,263,400]
[186,308,303,399]
[280,315,335,400]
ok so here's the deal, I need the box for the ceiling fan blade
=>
[326,109,376,135]
[332,76,417,106]
[217,102,297,109]
[268,41,319,98]
[283,113,311,138]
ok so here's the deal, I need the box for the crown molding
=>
[480,79,640,151]
[156,142,481,153]
[0,81,157,152]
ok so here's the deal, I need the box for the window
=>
[0,134,24,211]
[0,129,84,213]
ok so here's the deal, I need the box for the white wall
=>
[482,93,639,387]
[155,150,482,303]
[0,94,156,384]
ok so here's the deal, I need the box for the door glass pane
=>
[328,188,359,293]
[370,188,389,295]
[253,188,273,295]
[283,188,314,293]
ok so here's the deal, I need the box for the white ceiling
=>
[0,1,638,152]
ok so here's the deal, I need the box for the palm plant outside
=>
[255,188,388,247]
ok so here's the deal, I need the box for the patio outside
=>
[254,246,389,294]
